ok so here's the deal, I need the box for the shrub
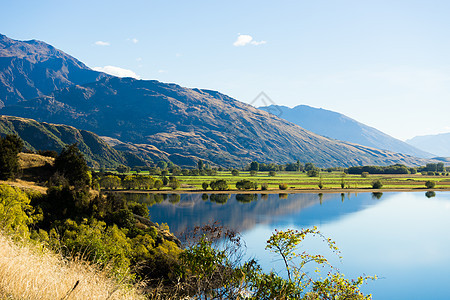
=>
[231,169,239,176]
[261,183,268,190]
[154,179,163,190]
[279,183,288,190]
[372,180,383,189]
[307,169,319,177]
[268,171,276,177]
[425,180,436,189]
[250,170,258,176]
[210,179,228,191]
[202,182,209,191]
[361,172,369,178]
[236,179,256,190]
[169,177,180,190]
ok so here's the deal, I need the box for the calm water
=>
[127,191,450,299]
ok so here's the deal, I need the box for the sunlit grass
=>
[0,232,144,300]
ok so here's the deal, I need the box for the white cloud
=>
[131,38,138,44]
[136,57,142,62]
[94,41,110,46]
[158,69,168,73]
[233,34,266,47]
[93,66,140,79]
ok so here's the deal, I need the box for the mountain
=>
[2,77,431,168]
[0,33,109,108]
[406,133,450,157]
[0,34,432,167]
[259,105,434,158]
[0,115,147,168]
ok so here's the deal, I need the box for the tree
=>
[210,179,228,191]
[236,179,256,190]
[157,161,168,170]
[0,135,24,180]
[169,177,180,190]
[304,162,315,171]
[116,165,130,173]
[250,161,260,171]
[250,170,258,176]
[100,175,121,189]
[197,159,204,170]
[425,180,436,189]
[154,179,163,190]
[268,171,276,177]
[372,180,383,189]
[54,144,90,189]
[202,182,209,190]
[231,169,240,176]
[307,169,319,177]
[318,177,324,189]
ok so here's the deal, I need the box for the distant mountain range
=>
[406,133,450,157]
[0,33,435,168]
[259,105,434,158]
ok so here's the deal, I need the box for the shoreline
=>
[105,187,450,194]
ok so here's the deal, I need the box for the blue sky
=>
[2,0,450,140]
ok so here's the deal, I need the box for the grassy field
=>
[116,171,450,192]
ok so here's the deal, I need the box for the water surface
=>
[128,191,450,299]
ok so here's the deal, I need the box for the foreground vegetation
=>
[0,135,376,299]
[0,231,144,300]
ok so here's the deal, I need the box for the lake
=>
[126,191,450,299]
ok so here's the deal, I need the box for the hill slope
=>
[0,115,147,168]
[406,133,450,157]
[0,33,432,168]
[259,105,434,158]
[0,33,108,108]
[2,77,431,167]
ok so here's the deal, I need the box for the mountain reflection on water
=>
[123,192,384,235]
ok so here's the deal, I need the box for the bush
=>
[261,183,268,190]
[268,171,276,177]
[361,172,369,178]
[307,169,319,177]
[372,180,383,189]
[279,183,288,190]
[202,182,209,191]
[231,169,239,176]
[210,179,228,191]
[169,177,180,190]
[236,179,257,190]
[425,180,436,189]
[154,179,163,190]
[250,170,258,176]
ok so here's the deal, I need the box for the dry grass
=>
[18,153,54,169]
[0,232,145,300]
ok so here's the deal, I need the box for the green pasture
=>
[114,171,450,191]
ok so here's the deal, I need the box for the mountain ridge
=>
[0,33,434,168]
[259,104,434,158]
[0,115,148,168]
[406,133,450,157]
[0,33,109,108]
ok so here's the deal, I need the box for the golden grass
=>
[18,153,54,169]
[0,232,145,300]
